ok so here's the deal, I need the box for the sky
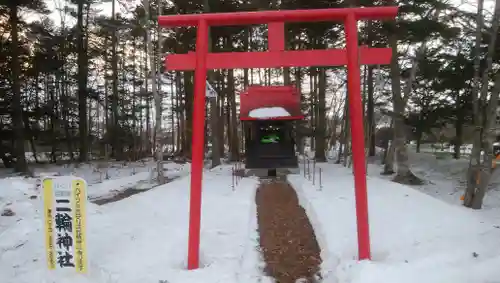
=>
[459,0,496,12]
[41,0,496,27]
[44,0,143,26]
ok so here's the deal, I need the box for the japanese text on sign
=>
[43,176,88,273]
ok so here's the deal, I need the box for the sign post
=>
[206,80,217,98]
[43,176,88,273]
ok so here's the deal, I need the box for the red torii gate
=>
[158,7,398,270]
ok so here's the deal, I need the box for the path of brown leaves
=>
[256,180,322,283]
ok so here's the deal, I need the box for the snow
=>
[391,147,500,221]
[248,107,290,119]
[85,161,191,201]
[0,160,191,202]
[289,154,500,283]
[1,152,500,283]
[0,165,263,283]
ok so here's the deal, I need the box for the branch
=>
[479,2,500,102]
[402,8,442,106]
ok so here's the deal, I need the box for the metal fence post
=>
[303,156,306,177]
[232,165,235,190]
[307,159,311,180]
[319,168,323,190]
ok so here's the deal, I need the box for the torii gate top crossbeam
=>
[158,7,398,27]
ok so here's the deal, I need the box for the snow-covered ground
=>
[1,151,500,283]
[291,150,500,283]
[390,150,500,221]
[0,165,262,283]
[1,160,191,201]
[1,159,190,184]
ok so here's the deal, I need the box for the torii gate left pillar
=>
[159,7,398,270]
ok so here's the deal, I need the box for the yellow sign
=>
[42,176,88,273]
[43,178,56,270]
[72,179,87,273]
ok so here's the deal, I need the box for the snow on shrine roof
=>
[249,107,291,119]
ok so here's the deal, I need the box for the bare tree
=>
[204,0,222,167]
[463,0,500,209]
[388,8,441,185]
[143,0,163,178]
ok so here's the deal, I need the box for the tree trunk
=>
[416,116,423,153]
[295,67,304,154]
[169,73,176,154]
[111,0,120,158]
[465,55,500,209]
[464,0,500,209]
[244,27,250,87]
[342,94,351,168]
[416,132,421,153]
[24,114,38,164]
[308,68,315,151]
[381,139,395,175]
[144,45,151,154]
[143,0,164,183]
[9,4,28,173]
[453,107,463,159]
[366,19,376,157]
[336,98,349,164]
[314,68,327,161]
[391,109,421,184]
[175,72,183,154]
[388,24,424,185]
[367,66,376,156]
[183,72,194,157]
[218,86,226,156]
[208,96,221,167]
[77,0,88,162]
[328,118,338,152]
[228,68,239,161]
[204,0,221,167]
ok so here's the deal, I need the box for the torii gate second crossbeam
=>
[158,6,398,270]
